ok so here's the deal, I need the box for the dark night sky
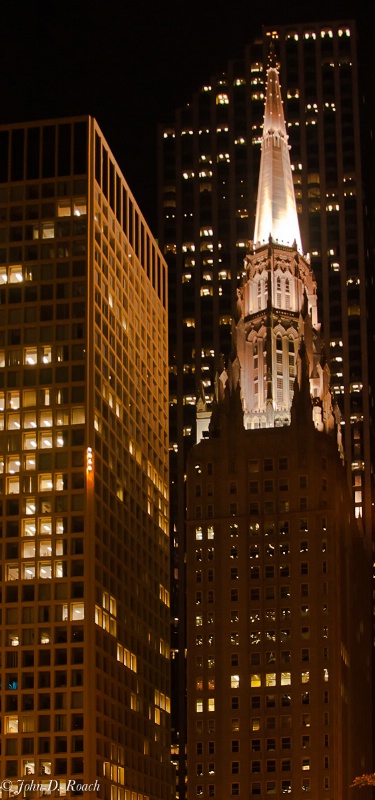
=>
[0,0,372,234]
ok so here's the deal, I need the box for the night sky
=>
[0,0,372,234]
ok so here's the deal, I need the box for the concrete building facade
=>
[0,118,172,800]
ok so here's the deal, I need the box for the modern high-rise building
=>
[0,118,172,800]
[185,58,372,800]
[158,21,372,793]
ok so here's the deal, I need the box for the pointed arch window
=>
[276,276,281,307]
[285,279,291,309]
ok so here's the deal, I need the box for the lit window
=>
[24,346,37,365]
[39,432,53,449]
[251,674,261,687]
[22,519,36,536]
[42,222,54,239]
[39,541,52,557]
[5,715,19,733]
[231,675,240,689]
[71,407,85,424]
[39,474,53,492]
[74,198,87,216]
[7,476,20,494]
[9,265,23,283]
[23,433,37,450]
[23,563,36,579]
[39,411,53,428]
[58,200,71,217]
[196,701,203,713]
[6,564,19,581]
[22,520,36,539]
[71,603,84,620]
[8,412,21,429]
[208,698,215,711]
[22,542,35,558]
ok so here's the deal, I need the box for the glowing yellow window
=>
[22,520,36,537]
[8,391,20,409]
[39,474,53,492]
[24,454,36,470]
[71,603,84,620]
[9,265,23,283]
[23,433,37,450]
[39,563,52,579]
[6,564,19,581]
[24,347,37,365]
[7,476,20,494]
[39,541,52,557]
[39,411,53,428]
[42,222,54,239]
[39,432,52,448]
[71,407,85,424]
[7,412,20,430]
[58,200,71,217]
[7,456,20,474]
[23,563,36,580]
[24,498,36,515]
[23,412,37,429]
[22,542,36,558]
[5,716,19,733]
[74,198,87,216]
[231,675,240,689]
[208,698,215,711]
[266,673,276,687]
[251,674,261,687]
[281,672,291,685]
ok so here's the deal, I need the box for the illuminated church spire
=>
[253,52,303,253]
[233,54,336,434]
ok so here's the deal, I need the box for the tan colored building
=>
[185,61,372,800]
[0,118,172,800]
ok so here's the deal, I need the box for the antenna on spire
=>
[267,38,277,69]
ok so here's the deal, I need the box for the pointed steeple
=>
[253,57,302,253]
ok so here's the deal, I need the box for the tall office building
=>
[185,59,372,800]
[0,118,172,800]
[158,22,372,792]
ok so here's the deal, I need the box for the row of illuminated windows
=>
[1,453,85,472]
[4,605,84,635]
[193,650,320,670]
[0,217,87,246]
[195,735,326,754]
[248,628,328,645]
[6,561,73,581]
[1,407,85,431]
[11,517,64,537]
[0,345,85,372]
[195,758,323,775]
[7,539,65,559]
[3,709,84,735]
[195,628,327,648]
[4,473,77,495]
[195,711,325,735]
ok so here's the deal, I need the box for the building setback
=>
[158,22,372,793]
[0,118,172,800]
[185,59,372,800]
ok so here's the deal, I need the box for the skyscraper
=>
[185,58,372,800]
[0,118,172,800]
[158,22,372,792]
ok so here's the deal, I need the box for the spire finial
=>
[267,38,277,69]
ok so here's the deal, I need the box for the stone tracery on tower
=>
[232,61,336,435]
